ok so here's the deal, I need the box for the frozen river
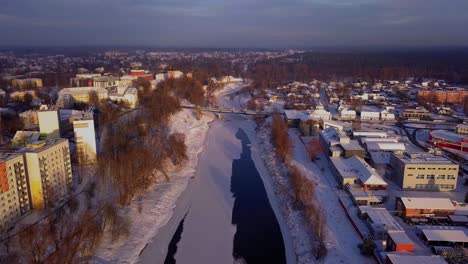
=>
[138,117,290,264]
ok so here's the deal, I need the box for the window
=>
[427,175,435,180]
[437,175,445,180]
[416,175,425,179]
[448,175,456,180]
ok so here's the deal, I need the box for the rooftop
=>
[386,253,447,264]
[331,156,387,186]
[388,230,414,245]
[421,229,468,243]
[394,152,456,165]
[399,197,455,210]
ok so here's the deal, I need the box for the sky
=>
[0,0,467,48]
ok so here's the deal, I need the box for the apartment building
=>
[418,90,468,104]
[12,78,43,89]
[58,87,108,105]
[38,107,60,139]
[0,153,29,231]
[390,152,459,191]
[23,139,72,209]
[73,117,97,164]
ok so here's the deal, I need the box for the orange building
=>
[396,197,455,219]
[386,231,414,252]
[418,90,468,104]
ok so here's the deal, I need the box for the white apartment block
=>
[23,139,72,209]
[73,118,97,164]
[38,109,60,139]
[0,153,29,231]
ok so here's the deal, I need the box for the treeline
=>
[270,113,327,259]
[99,84,186,206]
[244,49,468,89]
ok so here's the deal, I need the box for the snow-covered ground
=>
[94,109,214,263]
[287,130,375,264]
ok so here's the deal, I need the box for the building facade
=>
[390,152,459,191]
[73,118,97,164]
[418,90,468,104]
[0,153,29,231]
[23,139,72,209]
[38,109,60,139]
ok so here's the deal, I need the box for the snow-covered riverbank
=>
[94,109,214,263]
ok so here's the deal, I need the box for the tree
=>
[271,112,292,162]
[306,139,324,160]
[358,238,376,256]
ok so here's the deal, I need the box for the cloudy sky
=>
[0,0,467,48]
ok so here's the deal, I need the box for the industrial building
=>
[390,152,459,191]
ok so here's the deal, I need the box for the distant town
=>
[0,48,467,264]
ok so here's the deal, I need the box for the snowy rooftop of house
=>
[365,142,406,152]
[361,105,381,112]
[340,140,364,151]
[320,127,340,145]
[431,130,467,143]
[353,131,389,138]
[421,229,468,243]
[369,151,392,165]
[399,197,455,210]
[385,254,448,264]
[330,156,387,186]
[394,152,456,165]
[388,230,413,245]
[360,138,400,144]
[360,206,403,231]
[284,110,310,121]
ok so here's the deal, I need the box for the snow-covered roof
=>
[353,131,389,138]
[399,197,455,210]
[331,156,387,186]
[431,130,467,143]
[365,142,406,152]
[360,206,403,231]
[388,230,413,245]
[422,229,468,243]
[284,110,309,121]
[386,254,448,264]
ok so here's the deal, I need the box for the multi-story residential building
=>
[390,152,459,191]
[69,73,101,87]
[12,78,43,89]
[0,153,29,231]
[38,107,60,139]
[58,87,108,105]
[93,76,120,89]
[73,116,97,164]
[22,139,72,209]
[418,89,468,104]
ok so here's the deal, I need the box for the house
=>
[456,124,468,135]
[329,156,387,190]
[340,108,357,120]
[310,104,331,121]
[395,197,455,219]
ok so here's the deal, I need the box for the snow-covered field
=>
[94,109,214,263]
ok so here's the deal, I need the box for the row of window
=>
[414,184,455,190]
[407,167,457,171]
[410,174,456,180]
